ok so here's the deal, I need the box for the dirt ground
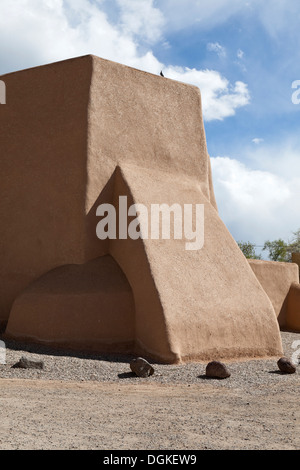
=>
[0,331,299,451]
[0,378,299,451]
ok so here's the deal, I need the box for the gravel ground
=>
[0,331,299,388]
[0,331,299,450]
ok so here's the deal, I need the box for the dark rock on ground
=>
[130,357,154,378]
[277,357,296,374]
[12,356,44,370]
[205,360,231,379]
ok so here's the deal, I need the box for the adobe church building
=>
[0,55,299,363]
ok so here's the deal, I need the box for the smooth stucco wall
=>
[292,253,300,280]
[7,256,135,351]
[2,55,284,362]
[286,283,300,332]
[248,259,299,328]
[0,56,93,326]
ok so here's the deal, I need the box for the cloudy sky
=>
[0,0,299,253]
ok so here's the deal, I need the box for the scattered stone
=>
[12,356,44,370]
[130,357,154,378]
[277,357,296,374]
[205,360,231,379]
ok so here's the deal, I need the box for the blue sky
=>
[0,0,299,253]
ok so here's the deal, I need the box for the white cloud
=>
[163,67,250,121]
[237,49,244,59]
[207,42,226,58]
[0,0,250,122]
[0,0,162,74]
[158,0,300,46]
[211,151,300,246]
[116,0,165,43]
[245,140,300,180]
[254,0,300,43]
[252,138,264,145]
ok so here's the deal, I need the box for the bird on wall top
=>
[160,71,164,77]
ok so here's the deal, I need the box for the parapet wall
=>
[286,283,300,332]
[292,253,300,280]
[248,259,300,329]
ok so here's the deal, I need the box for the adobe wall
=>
[248,259,299,328]
[109,166,282,362]
[6,256,135,351]
[286,283,300,332]
[292,253,300,280]
[0,56,93,326]
[2,56,284,362]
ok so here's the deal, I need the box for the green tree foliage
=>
[238,228,300,263]
[288,228,300,255]
[237,241,262,259]
[263,239,289,262]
